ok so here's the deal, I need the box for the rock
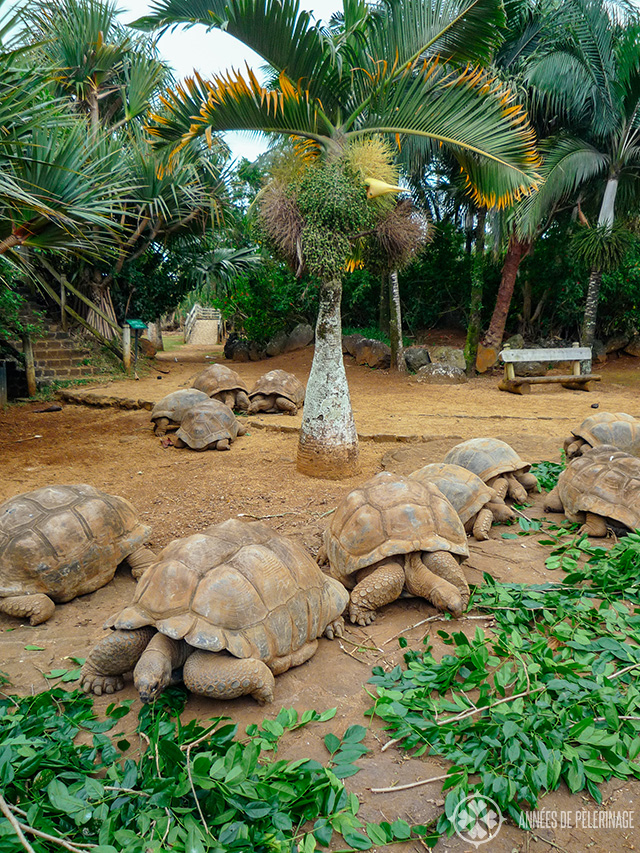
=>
[249,341,267,361]
[414,363,468,384]
[223,333,239,360]
[138,337,157,358]
[504,334,525,350]
[624,335,640,358]
[266,331,288,357]
[592,339,607,364]
[354,338,391,369]
[404,346,432,372]
[429,345,466,371]
[342,333,365,356]
[231,340,251,362]
[605,334,631,354]
[514,361,545,377]
[283,323,314,352]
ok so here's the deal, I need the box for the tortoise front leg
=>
[505,474,528,503]
[215,438,231,450]
[235,390,250,411]
[275,396,297,415]
[543,488,564,513]
[80,627,156,696]
[348,559,405,626]
[154,417,171,436]
[182,651,275,704]
[579,512,609,537]
[248,394,274,414]
[514,471,538,492]
[222,392,235,408]
[414,551,469,615]
[486,500,515,522]
[403,553,463,617]
[0,594,56,625]
[472,507,493,540]
[487,476,508,501]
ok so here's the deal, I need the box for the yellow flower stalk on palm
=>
[363,177,405,198]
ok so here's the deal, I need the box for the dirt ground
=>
[2,332,640,852]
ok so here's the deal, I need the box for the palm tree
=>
[137,0,541,479]
[520,0,640,358]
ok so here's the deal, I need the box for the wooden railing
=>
[184,303,222,343]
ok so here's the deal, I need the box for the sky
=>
[117,0,343,162]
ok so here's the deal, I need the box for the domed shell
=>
[108,518,348,662]
[324,471,468,587]
[570,412,640,457]
[249,369,305,405]
[558,445,640,530]
[0,484,149,602]
[176,400,241,449]
[192,364,249,397]
[444,438,530,482]
[409,463,496,525]
[150,389,209,426]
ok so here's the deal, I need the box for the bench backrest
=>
[499,347,592,363]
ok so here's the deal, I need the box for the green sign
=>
[126,319,147,330]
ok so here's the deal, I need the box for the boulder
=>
[404,346,432,372]
[624,335,640,358]
[414,363,468,384]
[342,333,365,356]
[223,333,239,360]
[354,338,391,369]
[592,339,607,364]
[138,338,157,358]
[514,361,545,377]
[503,333,525,350]
[249,341,267,361]
[231,340,251,362]
[265,331,288,357]
[283,323,314,352]
[605,334,631,354]
[429,345,466,371]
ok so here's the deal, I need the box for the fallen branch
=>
[371,772,454,794]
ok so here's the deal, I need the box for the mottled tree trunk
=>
[147,319,164,351]
[476,233,530,372]
[297,277,359,479]
[388,270,406,372]
[464,207,486,374]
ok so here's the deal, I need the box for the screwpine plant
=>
[368,555,640,842]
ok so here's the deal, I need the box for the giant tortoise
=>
[150,388,209,436]
[0,484,155,625]
[545,445,640,537]
[80,519,348,704]
[563,412,640,459]
[444,438,538,503]
[192,364,250,411]
[248,370,305,415]
[409,462,514,540]
[171,400,246,451]
[320,471,469,623]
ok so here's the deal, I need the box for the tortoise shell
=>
[150,389,209,427]
[176,400,241,449]
[444,438,531,482]
[567,412,640,457]
[249,369,305,405]
[0,484,150,603]
[324,471,468,588]
[409,463,496,525]
[557,445,640,530]
[192,364,249,397]
[107,518,348,662]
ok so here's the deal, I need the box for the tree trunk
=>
[464,207,486,374]
[297,277,359,479]
[147,319,164,351]
[378,276,389,333]
[22,334,37,397]
[476,233,530,372]
[388,270,406,372]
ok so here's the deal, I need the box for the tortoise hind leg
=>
[215,438,231,451]
[80,627,156,696]
[472,507,493,540]
[544,488,564,513]
[275,396,297,415]
[580,512,609,537]
[0,594,55,625]
[406,552,467,617]
[268,640,318,675]
[348,559,405,626]
[127,545,157,579]
[183,651,275,704]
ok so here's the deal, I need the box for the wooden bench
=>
[498,345,601,395]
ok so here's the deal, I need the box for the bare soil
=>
[2,332,640,852]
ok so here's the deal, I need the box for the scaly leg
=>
[275,396,297,415]
[488,476,508,500]
[134,633,191,703]
[0,594,56,626]
[579,512,609,537]
[268,640,318,675]
[404,552,465,618]
[544,488,564,513]
[505,473,528,503]
[348,559,405,626]
[127,545,157,579]
[182,651,275,704]
[215,438,230,450]
[154,417,170,436]
[486,500,515,522]
[514,471,539,492]
[235,391,250,411]
[472,507,493,540]
[80,627,156,696]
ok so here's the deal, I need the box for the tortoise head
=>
[133,646,173,703]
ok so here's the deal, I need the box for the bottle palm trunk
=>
[297,277,359,479]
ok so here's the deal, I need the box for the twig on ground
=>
[1,792,96,853]
[185,743,208,829]
[0,794,36,853]
[237,511,297,520]
[371,772,454,794]
[338,641,369,664]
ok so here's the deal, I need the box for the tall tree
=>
[138,0,540,479]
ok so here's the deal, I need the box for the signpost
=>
[124,319,147,377]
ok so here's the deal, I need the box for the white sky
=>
[117,0,342,161]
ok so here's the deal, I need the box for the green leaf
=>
[324,733,341,754]
[24,645,45,651]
